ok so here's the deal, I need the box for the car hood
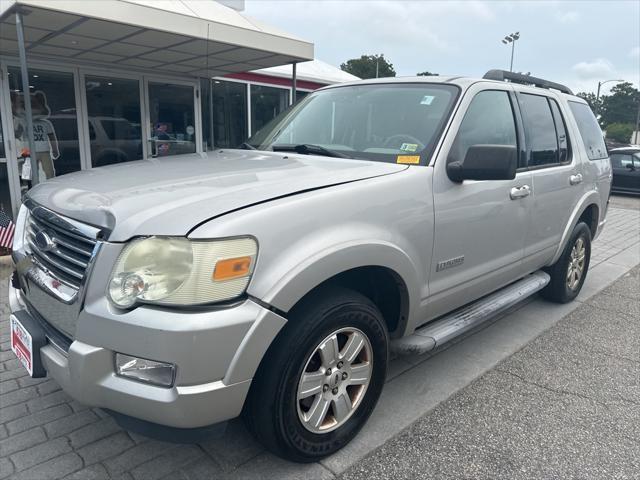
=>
[27,150,407,241]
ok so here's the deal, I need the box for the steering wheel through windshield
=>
[383,134,425,152]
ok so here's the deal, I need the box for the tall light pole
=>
[501,32,520,72]
[595,79,623,116]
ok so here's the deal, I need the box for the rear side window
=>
[568,101,608,160]
[448,90,517,165]
[519,93,559,167]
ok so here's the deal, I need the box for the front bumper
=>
[9,279,286,429]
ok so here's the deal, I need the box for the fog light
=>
[115,353,175,387]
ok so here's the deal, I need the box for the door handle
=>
[569,173,583,185]
[510,185,531,200]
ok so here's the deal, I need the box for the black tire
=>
[243,286,388,462]
[541,222,591,303]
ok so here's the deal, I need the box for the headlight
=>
[107,236,257,308]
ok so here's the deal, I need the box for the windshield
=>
[247,83,459,164]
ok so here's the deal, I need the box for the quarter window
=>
[568,101,608,160]
[448,90,517,165]
[519,94,558,167]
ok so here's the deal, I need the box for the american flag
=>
[0,210,15,249]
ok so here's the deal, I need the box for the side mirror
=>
[447,144,517,182]
[625,163,636,171]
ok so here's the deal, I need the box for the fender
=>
[223,241,421,385]
[549,189,601,265]
[250,240,421,332]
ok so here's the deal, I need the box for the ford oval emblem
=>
[34,231,55,252]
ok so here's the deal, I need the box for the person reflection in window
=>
[32,91,60,179]
[154,122,170,156]
[11,91,60,180]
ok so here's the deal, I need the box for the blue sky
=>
[245,0,640,95]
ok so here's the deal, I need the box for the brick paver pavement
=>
[1,199,638,479]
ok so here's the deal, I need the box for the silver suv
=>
[9,70,611,461]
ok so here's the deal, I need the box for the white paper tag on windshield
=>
[420,95,435,105]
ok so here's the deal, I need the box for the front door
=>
[428,86,531,320]
[145,79,199,158]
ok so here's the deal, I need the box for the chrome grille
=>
[25,208,99,290]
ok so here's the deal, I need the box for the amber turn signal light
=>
[213,256,252,281]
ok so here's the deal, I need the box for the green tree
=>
[340,54,396,79]
[605,123,634,144]
[599,82,639,127]
[417,71,438,76]
[576,92,601,113]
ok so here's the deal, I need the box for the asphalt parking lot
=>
[0,194,638,480]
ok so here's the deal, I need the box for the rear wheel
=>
[541,222,591,303]
[243,287,388,462]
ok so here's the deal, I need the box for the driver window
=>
[610,154,630,169]
[448,90,517,166]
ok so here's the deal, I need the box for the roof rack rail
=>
[483,69,574,95]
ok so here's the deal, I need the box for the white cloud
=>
[555,10,580,23]
[572,58,615,79]
[630,46,640,58]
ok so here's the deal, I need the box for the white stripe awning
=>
[0,0,314,77]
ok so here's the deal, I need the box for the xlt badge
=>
[436,255,465,272]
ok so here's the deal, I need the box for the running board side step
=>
[391,271,550,356]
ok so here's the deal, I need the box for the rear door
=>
[517,92,583,269]
[429,85,531,320]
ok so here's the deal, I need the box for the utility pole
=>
[375,56,379,79]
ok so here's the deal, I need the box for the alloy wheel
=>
[296,327,373,434]
[567,237,586,290]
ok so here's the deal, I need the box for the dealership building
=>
[0,0,358,219]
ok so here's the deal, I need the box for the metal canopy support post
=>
[209,79,215,150]
[292,62,297,104]
[15,10,39,185]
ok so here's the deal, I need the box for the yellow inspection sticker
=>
[396,155,420,164]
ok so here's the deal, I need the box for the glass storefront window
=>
[212,80,247,148]
[8,67,81,185]
[250,84,289,136]
[148,82,196,157]
[295,90,310,102]
[0,109,11,219]
[85,75,143,167]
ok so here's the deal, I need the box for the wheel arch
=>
[549,191,601,265]
[251,241,421,339]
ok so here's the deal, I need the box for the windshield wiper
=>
[238,142,256,150]
[272,144,352,159]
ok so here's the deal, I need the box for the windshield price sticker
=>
[397,155,421,164]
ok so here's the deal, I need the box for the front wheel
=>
[541,222,592,303]
[243,287,388,462]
